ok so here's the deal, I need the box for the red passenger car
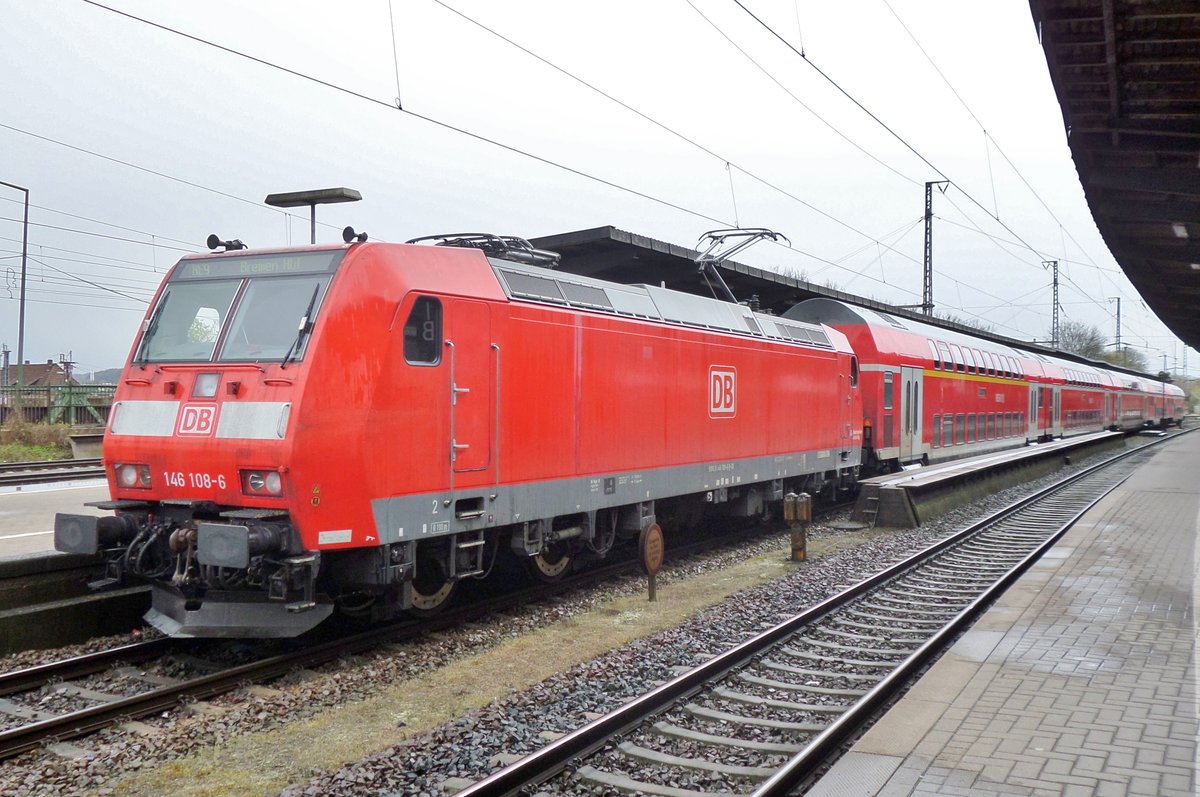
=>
[55,237,861,637]
[785,298,1177,472]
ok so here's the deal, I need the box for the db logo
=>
[709,366,736,418]
[177,404,218,436]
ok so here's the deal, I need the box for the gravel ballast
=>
[0,445,1147,797]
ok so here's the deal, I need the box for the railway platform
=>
[810,430,1198,797]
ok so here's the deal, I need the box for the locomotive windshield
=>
[135,250,344,364]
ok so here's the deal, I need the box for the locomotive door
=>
[446,300,494,475]
[899,366,922,460]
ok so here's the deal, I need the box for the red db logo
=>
[178,404,218,436]
[709,366,736,418]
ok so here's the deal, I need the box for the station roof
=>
[1029,0,1200,350]
[531,226,829,316]
[529,225,1161,381]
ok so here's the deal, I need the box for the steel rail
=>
[0,637,173,697]
[750,475,1132,794]
[453,430,1186,796]
[0,458,104,486]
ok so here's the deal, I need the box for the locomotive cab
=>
[55,248,345,637]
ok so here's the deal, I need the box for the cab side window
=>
[404,296,442,365]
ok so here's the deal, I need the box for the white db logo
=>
[709,367,736,418]
[178,404,217,436]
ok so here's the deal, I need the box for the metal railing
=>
[0,385,115,426]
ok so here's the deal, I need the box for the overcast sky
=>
[0,0,1192,378]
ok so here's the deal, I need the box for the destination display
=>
[173,251,344,281]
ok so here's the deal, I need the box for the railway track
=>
[453,434,1173,796]
[0,458,104,487]
[0,511,811,762]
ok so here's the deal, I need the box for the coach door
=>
[1051,387,1062,437]
[899,366,922,460]
[1037,386,1051,438]
[445,300,494,477]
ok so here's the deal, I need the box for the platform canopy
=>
[530,225,1160,380]
[1029,0,1200,350]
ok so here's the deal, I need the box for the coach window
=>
[937,342,953,371]
[954,413,965,444]
[883,372,894,409]
[987,413,996,439]
[928,340,941,369]
[933,414,941,447]
[967,413,976,442]
[943,415,954,446]
[403,296,442,365]
[965,349,977,375]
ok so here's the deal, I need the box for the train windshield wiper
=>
[134,289,171,365]
[281,283,321,368]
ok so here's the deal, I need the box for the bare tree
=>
[935,311,995,334]
[1055,319,1107,358]
[1101,347,1149,372]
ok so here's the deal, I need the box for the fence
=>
[0,385,116,426]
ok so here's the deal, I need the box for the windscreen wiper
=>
[134,289,171,365]
[281,283,321,368]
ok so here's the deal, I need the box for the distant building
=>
[1,359,79,387]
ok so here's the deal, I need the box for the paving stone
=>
[808,434,1199,795]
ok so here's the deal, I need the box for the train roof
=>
[785,297,1173,393]
[488,258,852,354]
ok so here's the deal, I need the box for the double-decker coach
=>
[784,297,1178,472]
[785,298,1039,470]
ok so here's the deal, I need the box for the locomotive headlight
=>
[193,372,220,398]
[116,463,151,489]
[241,469,284,496]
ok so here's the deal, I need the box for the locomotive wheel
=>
[525,542,572,582]
[408,553,456,615]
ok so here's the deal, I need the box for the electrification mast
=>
[922,181,949,316]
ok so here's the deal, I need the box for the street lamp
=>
[264,187,362,245]
[0,180,28,387]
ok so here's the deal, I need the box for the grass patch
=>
[111,543,801,797]
[0,421,73,462]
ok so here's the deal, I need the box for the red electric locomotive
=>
[55,235,862,637]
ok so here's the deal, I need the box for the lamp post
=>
[264,187,362,245]
[0,180,28,388]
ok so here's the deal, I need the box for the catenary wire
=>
[727,0,1155,331]
[64,0,1178,355]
